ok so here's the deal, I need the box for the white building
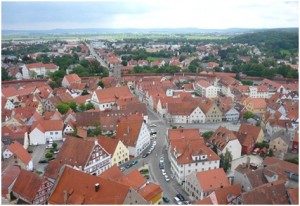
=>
[21,62,59,79]
[249,86,269,98]
[167,105,206,124]
[116,114,151,157]
[208,126,242,160]
[168,129,220,184]
[29,120,64,145]
[194,80,218,98]
[224,107,240,121]
[90,86,133,111]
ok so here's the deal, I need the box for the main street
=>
[86,43,113,77]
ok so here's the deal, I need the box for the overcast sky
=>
[2,0,299,30]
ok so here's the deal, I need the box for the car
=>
[150,128,155,132]
[174,197,182,204]
[184,201,190,205]
[176,194,185,201]
[48,157,56,161]
[151,134,157,138]
[120,167,125,172]
[54,150,59,154]
[159,165,164,169]
[147,150,152,155]
[132,160,138,165]
[153,141,157,145]
[159,159,164,163]
[160,156,164,160]
[46,145,53,149]
[163,196,170,203]
[150,132,157,136]
[165,175,170,182]
[39,159,48,164]
[150,124,157,127]
[27,150,33,153]
[142,153,149,158]
[125,164,131,169]
[162,171,166,176]
[144,174,150,179]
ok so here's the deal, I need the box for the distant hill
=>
[2,27,298,36]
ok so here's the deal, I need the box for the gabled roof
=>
[12,170,46,202]
[196,168,230,192]
[168,128,201,141]
[287,188,299,205]
[196,79,213,88]
[77,127,87,139]
[2,87,18,98]
[211,184,241,204]
[115,114,144,147]
[97,136,120,155]
[262,157,298,174]
[243,97,267,110]
[73,93,92,104]
[48,166,130,204]
[208,126,237,150]
[119,169,147,190]
[25,62,58,70]
[64,74,81,84]
[241,180,289,204]
[31,120,64,133]
[6,141,32,165]
[2,165,21,197]
[94,86,133,104]
[138,183,163,202]
[236,124,262,146]
[99,165,124,181]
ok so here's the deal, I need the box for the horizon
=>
[2,0,299,31]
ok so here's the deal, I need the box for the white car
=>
[165,175,170,182]
[162,170,166,176]
[46,145,53,149]
[150,124,157,127]
[153,141,157,146]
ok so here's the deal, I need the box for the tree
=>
[79,103,86,112]
[56,103,70,115]
[52,143,58,149]
[98,81,104,88]
[202,131,213,140]
[45,152,53,158]
[29,70,37,78]
[121,60,128,66]
[86,102,95,110]
[268,149,274,157]
[68,101,77,112]
[219,150,232,172]
[2,68,13,81]
[81,90,89,96]
[243,111,254,120]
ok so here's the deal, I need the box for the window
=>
[55,132,58,134]
[50,132,53,135]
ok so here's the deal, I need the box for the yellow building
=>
[98,136,129,166]
[243,97,267,114]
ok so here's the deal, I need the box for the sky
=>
[2,0,299,30]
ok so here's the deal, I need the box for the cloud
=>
[2,0,298,30]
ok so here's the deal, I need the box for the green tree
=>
[268,149,274,157]
[81,90,89,96]
[98,81,104,88]
[52,143,58,149]
[121,60,128,66]
[219,150,232,172]
[243,111,255,120]
[2,68,13,81]
[45,152,53,158]
[79,103,86,112]
[202,131,214,140]
[68,101,77,112]
[56,103,70,115]
[86,102,95,110]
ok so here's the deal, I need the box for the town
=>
[1,28,299,205]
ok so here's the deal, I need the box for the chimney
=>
[94,139,98,145]
[127,126,130,134]
[246,156,251,168]
[95,183,100,192]
[63,190,68,204]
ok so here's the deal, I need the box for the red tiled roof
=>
[2,165,21,197]
[138,183,162,202]
[6,141,32,165]
[26,62,58,70]
[196,79,212,88]
[31,120,63,133]
[168,128,201,141]
[119,169,147,190]
[94,86,133,104]
[12,170,45,202]
[77,127,87,139]
[99,165,124,181]
[48,166,130,204]
[196,168,230,192]
[115,114,144,147]
[97,136,119,155]
[209,126,237,150]
[263,157,298,174]
[287,188,298,205]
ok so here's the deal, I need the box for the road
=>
[121,107,244,204]
[86,43,113,77]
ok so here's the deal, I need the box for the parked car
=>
[176,194,185,201]
[184,201,190,205]
[27,150,33,153]
[174,197,182,205]
[153,141,157,146]
[39,159,48,163]
[120,167,125,172]
[162,171,166,176]
[125,164,131,169]
[132,160,138,165]
[142,153,149,158]
[165,175,170,182]
[150,124,157,127]
[147,150,152,155]
[46,145,53,149]
[163,196,170,203]
[54,150,59,154]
